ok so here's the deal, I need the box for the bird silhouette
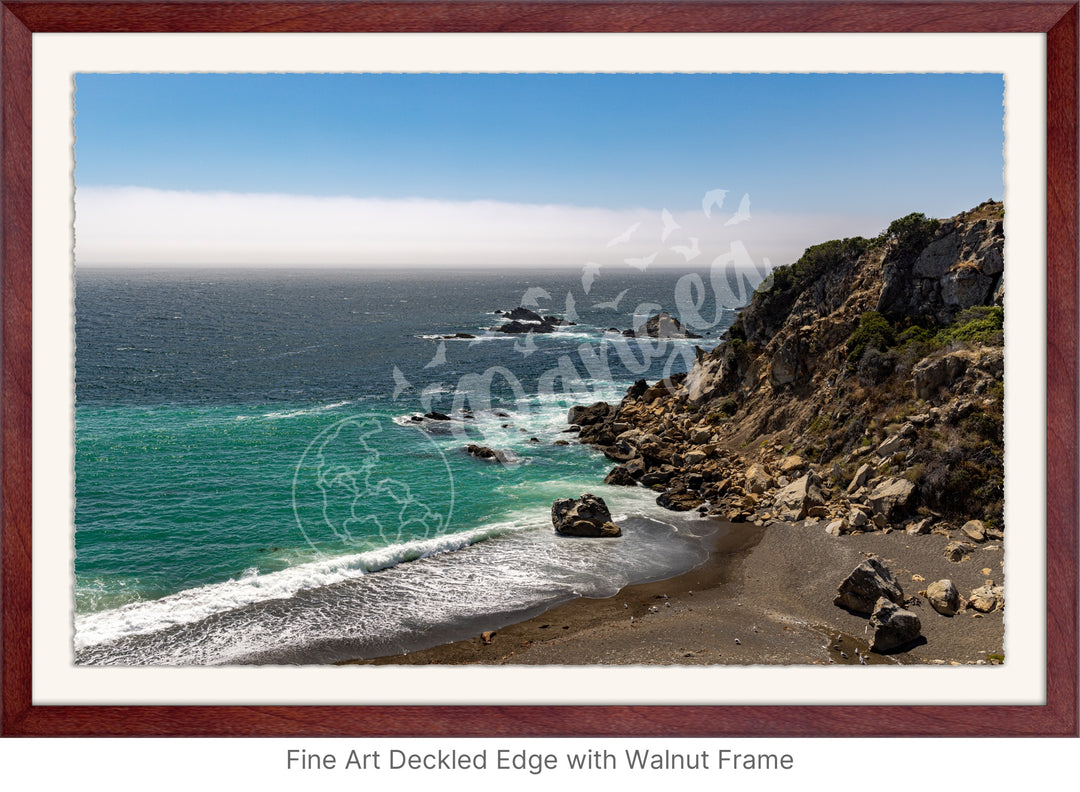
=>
[660,209,680,242]
[564,292,580,323]
[423,341,446,369]
[514,332,539,356]
[625,252,658,271]
[520,287,551,308]
[671,237,700,262]
[725,193,751,226]
[592,289,629,311]
[607,222,640,247]
[702,188,728,218]
[392,366,412,400]
[581,261,602,294]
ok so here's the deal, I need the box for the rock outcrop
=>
[551,494,622,538]
[566,202,1003,538]
[495,307,575,334]
[833,556,905,615]
[628,311,702,339]
[926,579,961,616]
[868,597,922,652]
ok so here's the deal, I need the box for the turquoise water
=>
[74,267,742,664]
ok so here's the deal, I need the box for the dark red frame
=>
[1,1,1076,737]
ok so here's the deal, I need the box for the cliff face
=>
[578,200,1005,533]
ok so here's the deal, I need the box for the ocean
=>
[73,265,744,664]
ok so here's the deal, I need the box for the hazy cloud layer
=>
[75,186,889,270]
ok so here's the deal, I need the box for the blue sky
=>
[73,73,1004,266]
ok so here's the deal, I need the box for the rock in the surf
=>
[551,493,622,538]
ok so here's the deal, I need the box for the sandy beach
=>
[346,517,1005,667]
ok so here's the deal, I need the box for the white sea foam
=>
[73,522,522,651]
[74,502,716,665]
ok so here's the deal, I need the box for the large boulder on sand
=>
[552,493,622,538]
[926,579,961,616]
[834,555,905,614]
[869,597,922,652]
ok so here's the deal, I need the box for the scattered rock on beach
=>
[869,597,922,652]
[834,555,904,614]
[968,581,1004,612]
[926,579,961,616]
[551,493,622,538]
[960,519,987,542]
[943,540,975,562]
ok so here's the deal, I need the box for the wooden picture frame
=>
[2,1,1076,737]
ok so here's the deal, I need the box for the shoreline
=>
[344,516,1005,667]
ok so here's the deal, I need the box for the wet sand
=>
[344,519,1005,667]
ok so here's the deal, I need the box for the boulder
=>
[848,507,869,529]
[943,540,975,562]
[778,455,805,475]
[869,597,922,652]
[604,466,637,486]
[744,463,773,494]
[465,445,510,463]
[773,471,825,521]
[913,353,968,401]
[684,448,708,466]
[825,518,849,537]
[960,519,987,543]
[551,494,622,538]
[657,487,704,512]
[567,402,613,427]
[690,427,714,445]
[926,579,961,616]
[504,306,544,322]
[846,463,872,494]
[876,434,905,457]
[968,581,1004,613]
[834,555,904,614]
[496,319,557,334]
[633,311,702,339]
[867,477,916,519]
[905,518,932,535]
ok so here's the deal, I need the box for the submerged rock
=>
[551,493,622,538]
[465,444,511,464]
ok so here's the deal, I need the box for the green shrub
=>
[934,306,1003,346]
[878,212,941,252]
[847,311,895,363]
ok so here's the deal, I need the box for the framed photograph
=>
[2,1,1076,737]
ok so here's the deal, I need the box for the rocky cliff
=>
[575,200,1006,538]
